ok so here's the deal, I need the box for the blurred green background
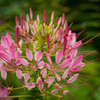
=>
[0,0,100,100]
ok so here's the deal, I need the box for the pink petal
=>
[1,70,7,80]
[0,44,6,53]
[56,83,62,88]
[55,73,61,82]
[56,50,63,64]
[69,67,79,72]
[68,33,76,46]
[25,82,36,90]
[39,83,43,90]
[9,46,15,60]
[24,21,29,33]
[63,90,70,95]
[62,69,68,79]
[1,36,10,49]
[36,77,42,83]
[77,62,85,67]
[38,61,45,69]
[67,73,79,83]
[26,49,33,61]
[23,73,30,81]
[35,51,43,62]
[45,76,55,88]
[15,51,21,60]
[45,63,51,70]
[40,69,47,78]
[16,69,22,79]
[0,52,11,62]
[6,32,13,46]
[60,59,72,69]
[72,55,83,67]
[20,58,29,66]
[46,53,52,65]
[51,89,58,94]
[72,41,82,48]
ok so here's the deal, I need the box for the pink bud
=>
[30,8,33,19]
[44,10,47,23]
[26,14,29,23]
[56,17,59,25]
[47,33,50,49]
[51,11,54,22]
[15,16,19,27]
[62,13,65,25]
[16,26,19,43]
[20,14,23,29]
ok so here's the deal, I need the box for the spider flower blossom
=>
[0,8,88,99]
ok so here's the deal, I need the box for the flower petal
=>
[46,53,52,65]
[26,49,33,61]
[55,73,61,82]
[63,90,70,95]
[15,51,21,60]
[62,69,68,79]
[1,70,7,80]
[55,50,63,64]
[51,89,58,94]
[41,69,47,78]
[38,61,44,69]
[9,46,16,60]
[67,73,79,83]
[23,73,30,81]
[60,59,72,69]
[16,69,22,79]
[35,51,43,62]
[20,58,29,66]
[72,55,83,67]
[72,41,82,48]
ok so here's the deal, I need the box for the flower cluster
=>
[0,8,86,99]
